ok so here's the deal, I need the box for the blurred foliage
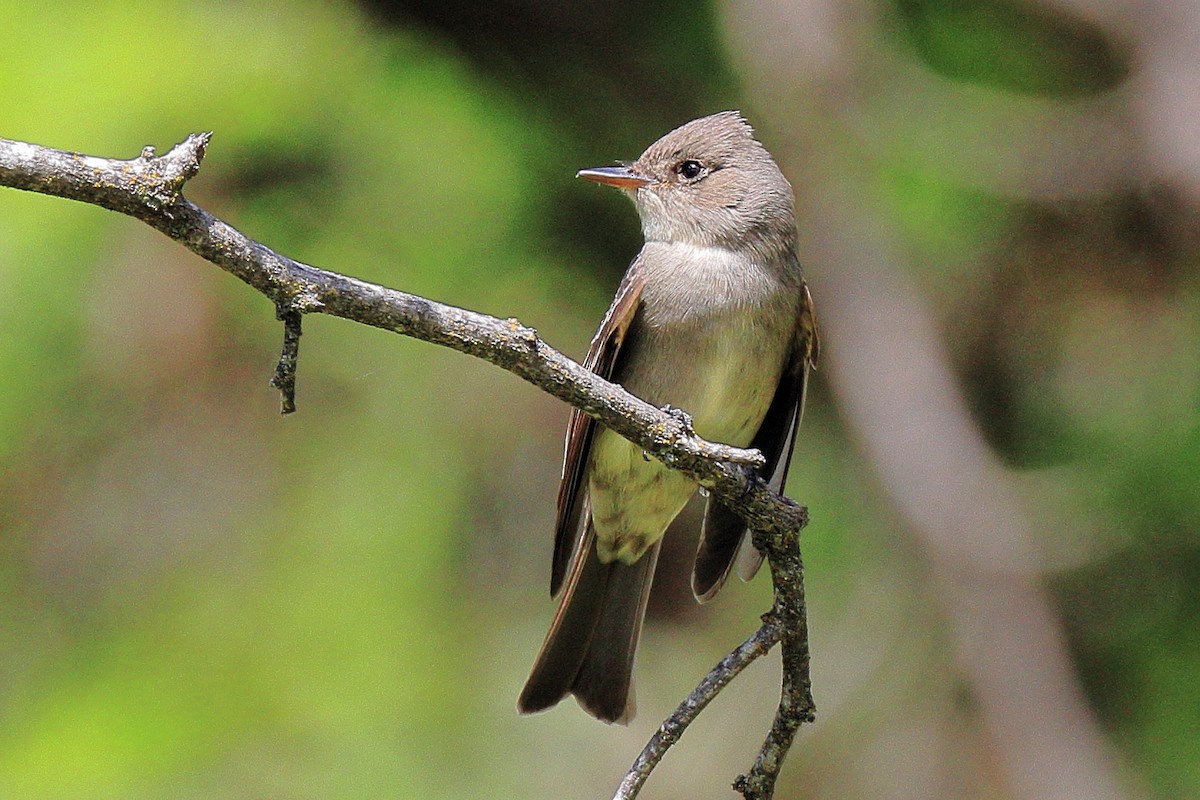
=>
[0,2,567,797]
[893,0,1129,96]
[0,1,1197,799]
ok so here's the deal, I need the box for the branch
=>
[0,133,814,797]
[613,512,813,800]
[614,620,782,799]
[737,521,816,798]
[0,134,800,533]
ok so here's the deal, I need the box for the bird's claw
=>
[660,404,695,435]
[736,462,761,495]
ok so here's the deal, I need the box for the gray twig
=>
[737,521,816,799]
[0,132,815,798]
[613,508,812,800]
[613,623,783,800]
[270,306,303,414]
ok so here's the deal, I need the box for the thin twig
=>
[614,623,784,800]
[270,306,303,414]
[613,503,814,800]
[736,520,816,799]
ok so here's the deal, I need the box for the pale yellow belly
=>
[588,429,697,564]
[587,344,781,565]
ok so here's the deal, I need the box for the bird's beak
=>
[576,165,653,189]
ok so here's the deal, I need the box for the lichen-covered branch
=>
[0,133,804,536]
[0,133,814,798]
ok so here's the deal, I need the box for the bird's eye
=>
[675,160,705,181]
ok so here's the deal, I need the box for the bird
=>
[518,111,818,724]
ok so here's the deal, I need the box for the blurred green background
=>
[0,1,1196,798]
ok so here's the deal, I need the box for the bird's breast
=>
[621,241,798,445]
[636,241,790,323]
[586,241,799,563]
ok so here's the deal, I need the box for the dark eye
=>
[675,160,705,181]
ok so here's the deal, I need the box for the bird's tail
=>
[518,534,661,724]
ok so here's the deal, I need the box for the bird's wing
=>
[693,280,819,601]
[550,261,646,596]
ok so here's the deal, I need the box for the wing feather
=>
[549,262,646,596]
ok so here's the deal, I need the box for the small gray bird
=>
[518,111,818,724]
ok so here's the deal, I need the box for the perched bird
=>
[518,112,818,724]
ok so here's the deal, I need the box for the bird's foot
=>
[659,404,695,436]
